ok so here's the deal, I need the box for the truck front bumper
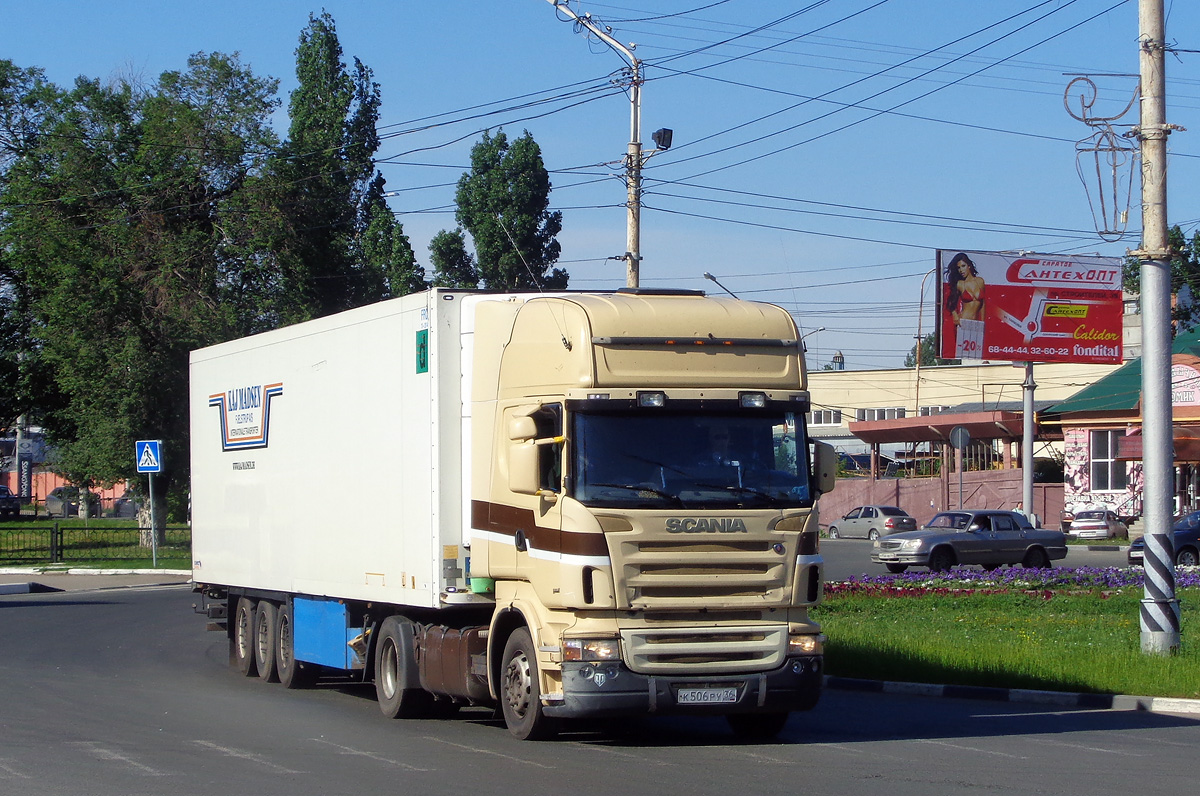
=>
[544,655,822,718]
[871,550,929,566]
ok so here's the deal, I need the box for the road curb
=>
[824,675,1200,715]
[0,582,65,595]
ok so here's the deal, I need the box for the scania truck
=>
[190,288,835,739]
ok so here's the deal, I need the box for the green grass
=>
[814,588,1200,699]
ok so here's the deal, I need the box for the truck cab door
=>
[491,404,565,582]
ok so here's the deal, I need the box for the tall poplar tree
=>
[428,229,479,289]
[269,11,404,321]
[454,129,566,290]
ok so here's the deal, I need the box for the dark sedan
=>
[1128,510,1200,567]
[871,509,1068,573]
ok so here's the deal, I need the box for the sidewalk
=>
[0,566,191,593]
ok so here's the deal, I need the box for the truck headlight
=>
[789,634,824,656]
[563,637,621,662]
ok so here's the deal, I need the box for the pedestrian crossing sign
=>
[136,440,164,473]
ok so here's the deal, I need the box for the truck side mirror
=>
[509,415,537,441]
[509,441,541,495]
[811,440,837,495]
[506,405,564,498]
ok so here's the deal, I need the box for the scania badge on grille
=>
[665,518,749,533]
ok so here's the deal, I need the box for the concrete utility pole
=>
[1133,0,1180,655]
[1021,362,1036,522]
[545,0,644,287]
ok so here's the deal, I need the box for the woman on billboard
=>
[945,252,985,359]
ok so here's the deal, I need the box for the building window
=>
[919,405,951,416]
[1090,430,1127,491]
[809,409,842,426]
[856,407,906,422]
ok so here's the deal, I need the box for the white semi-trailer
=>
[190,288,835,739]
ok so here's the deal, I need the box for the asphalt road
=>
[2,579,1198,796]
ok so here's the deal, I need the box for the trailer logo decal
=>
[208,383,284,451]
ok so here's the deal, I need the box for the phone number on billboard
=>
[987,345,1070,357]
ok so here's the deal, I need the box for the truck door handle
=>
[514,530,528,552]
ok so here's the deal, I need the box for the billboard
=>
[937,250,1124,365]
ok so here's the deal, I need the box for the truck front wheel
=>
[500,628,558,741]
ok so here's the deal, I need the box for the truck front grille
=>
[615,536,793,609]
[622,624,788,674]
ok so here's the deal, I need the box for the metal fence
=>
[0,525,191,564]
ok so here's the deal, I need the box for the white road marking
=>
[1035,738,1144,757]
[68,742,167,776]
[309,738,433,771]
[424,737,555,768]
[192,740,305,774]
[0,759,32,779]
[917,739,1028,759]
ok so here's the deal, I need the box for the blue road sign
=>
[136,439,163,473]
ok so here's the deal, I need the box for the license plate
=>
[877,552,898,561]
[677,686,739,705]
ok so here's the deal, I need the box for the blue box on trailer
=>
[293,596,366,670]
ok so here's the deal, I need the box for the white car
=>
[1065,509,1127,540]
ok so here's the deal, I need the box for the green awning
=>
[1043,327,1200,416]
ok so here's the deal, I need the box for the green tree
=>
[1122,225,1200,331]
[428,229,478,289]
[455,129,566,290]
[0,61,59,427]
[267,11,393,321]
[0,53,279,520]
[358,174,425,296]
[904,332,946,367]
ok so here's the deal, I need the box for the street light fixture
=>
[703,272,738,299]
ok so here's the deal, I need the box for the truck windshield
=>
[570,408,812,509]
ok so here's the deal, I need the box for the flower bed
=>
[827,565,1200,596]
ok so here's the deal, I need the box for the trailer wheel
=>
[726,711,789,740]
[375,616,433,718]
[232,598,258,677]
[276,602,315,689]
[254,601,279,683]
[500,628,558,741]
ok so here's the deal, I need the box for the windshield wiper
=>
[694,482,782,502]
[591,482,683,506]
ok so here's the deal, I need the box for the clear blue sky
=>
[3,1,1198,369]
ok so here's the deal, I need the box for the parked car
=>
[827,505,916,540]
[1128,510,1200,567]
[871,509,1068,573]
[45,486,100,518]
[1065,509,1128,540]
[112,493,142,518]
[0,485,20,519]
